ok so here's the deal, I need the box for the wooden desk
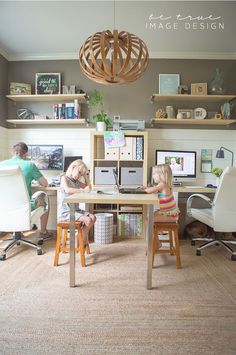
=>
[32,185,215,194]
[173,186,215,194]
[64,192,159,289]
[32,186,215,232]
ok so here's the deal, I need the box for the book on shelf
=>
[120,205,142,212]
[53,102,81,120]
[136,137,143,160]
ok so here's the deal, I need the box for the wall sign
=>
[159,74,180,94]
[201,149,212,173]
[35,73,61,94]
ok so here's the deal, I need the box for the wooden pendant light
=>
[79,29,149,85]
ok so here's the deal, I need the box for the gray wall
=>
[0,54,8,127]
[6,58,236,125]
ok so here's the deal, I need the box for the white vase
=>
[96,122,106,131]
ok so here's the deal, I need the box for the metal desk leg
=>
[147,204,154,289]
[69,203,76,287]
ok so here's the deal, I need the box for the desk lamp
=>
[216,146,234,166]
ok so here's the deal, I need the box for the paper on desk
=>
[96,190,117,195]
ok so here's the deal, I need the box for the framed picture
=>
[27,144,63,170]
[159,74,180,94]
[10,82,31,95]
[191,82,207,95]
[194,107,207,119]
[201,149,212,173]
[177,109,194,119]
[35,73,61,94]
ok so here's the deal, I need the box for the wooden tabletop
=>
[64,191,160,205]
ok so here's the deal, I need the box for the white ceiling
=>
[0,0,236,61]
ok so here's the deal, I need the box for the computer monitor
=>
[28,144,63,170]
[155,150,196,184]
[63,156,82,172]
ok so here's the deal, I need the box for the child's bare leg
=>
[78,214,96,243]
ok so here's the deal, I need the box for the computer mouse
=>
[206,184,215,188]
[48,182,56,187]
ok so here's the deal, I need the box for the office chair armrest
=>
[187,194,212,216]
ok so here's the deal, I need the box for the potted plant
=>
[211,167,223,186]
[89,90,112,131]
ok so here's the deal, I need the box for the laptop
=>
[113,169,147,194]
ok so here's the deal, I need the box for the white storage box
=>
[94,213,113,244]
[120,167,143,185]
[95,167,116,185]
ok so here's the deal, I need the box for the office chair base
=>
[0,254,6,261]
[0,232,43,260]
[195,238,236,260]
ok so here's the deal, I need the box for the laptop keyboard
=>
[119,188,147,194]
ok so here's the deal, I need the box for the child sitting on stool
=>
[58,159,96,244]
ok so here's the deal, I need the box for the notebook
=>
[113,169,147,194]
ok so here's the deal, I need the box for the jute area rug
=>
[0,236,236,355]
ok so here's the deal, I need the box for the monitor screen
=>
[28,144,63,170]
[155,150,196,182]
[63,156,83,172]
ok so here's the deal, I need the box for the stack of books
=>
[53,100,81,120]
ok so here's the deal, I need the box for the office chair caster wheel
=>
[196,250,201,256]
[191,240,195,246]
[37,249,43,255]
[0,254,6,261]
[231,254,236,261]
[37,239,44,246]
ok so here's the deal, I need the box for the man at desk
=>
[0,142,51,240]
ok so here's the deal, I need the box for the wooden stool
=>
[152,222,181,269]
[54,221,90,267]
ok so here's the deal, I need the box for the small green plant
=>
[211,167,223,177]
[89,90,112,126]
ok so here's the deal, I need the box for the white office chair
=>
[187,166,236,261]
[0,166,45,260]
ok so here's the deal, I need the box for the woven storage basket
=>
[94,213,113,244]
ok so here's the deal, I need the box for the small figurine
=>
[155,108,167,119]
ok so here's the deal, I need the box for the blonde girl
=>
[58,159,96,242]
[145,164,179,222]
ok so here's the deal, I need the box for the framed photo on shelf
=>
[191,82,207,95]
[10,82,31,95]
[35,73,61,95]
[177,109,194,119]
[159,74,180,94]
